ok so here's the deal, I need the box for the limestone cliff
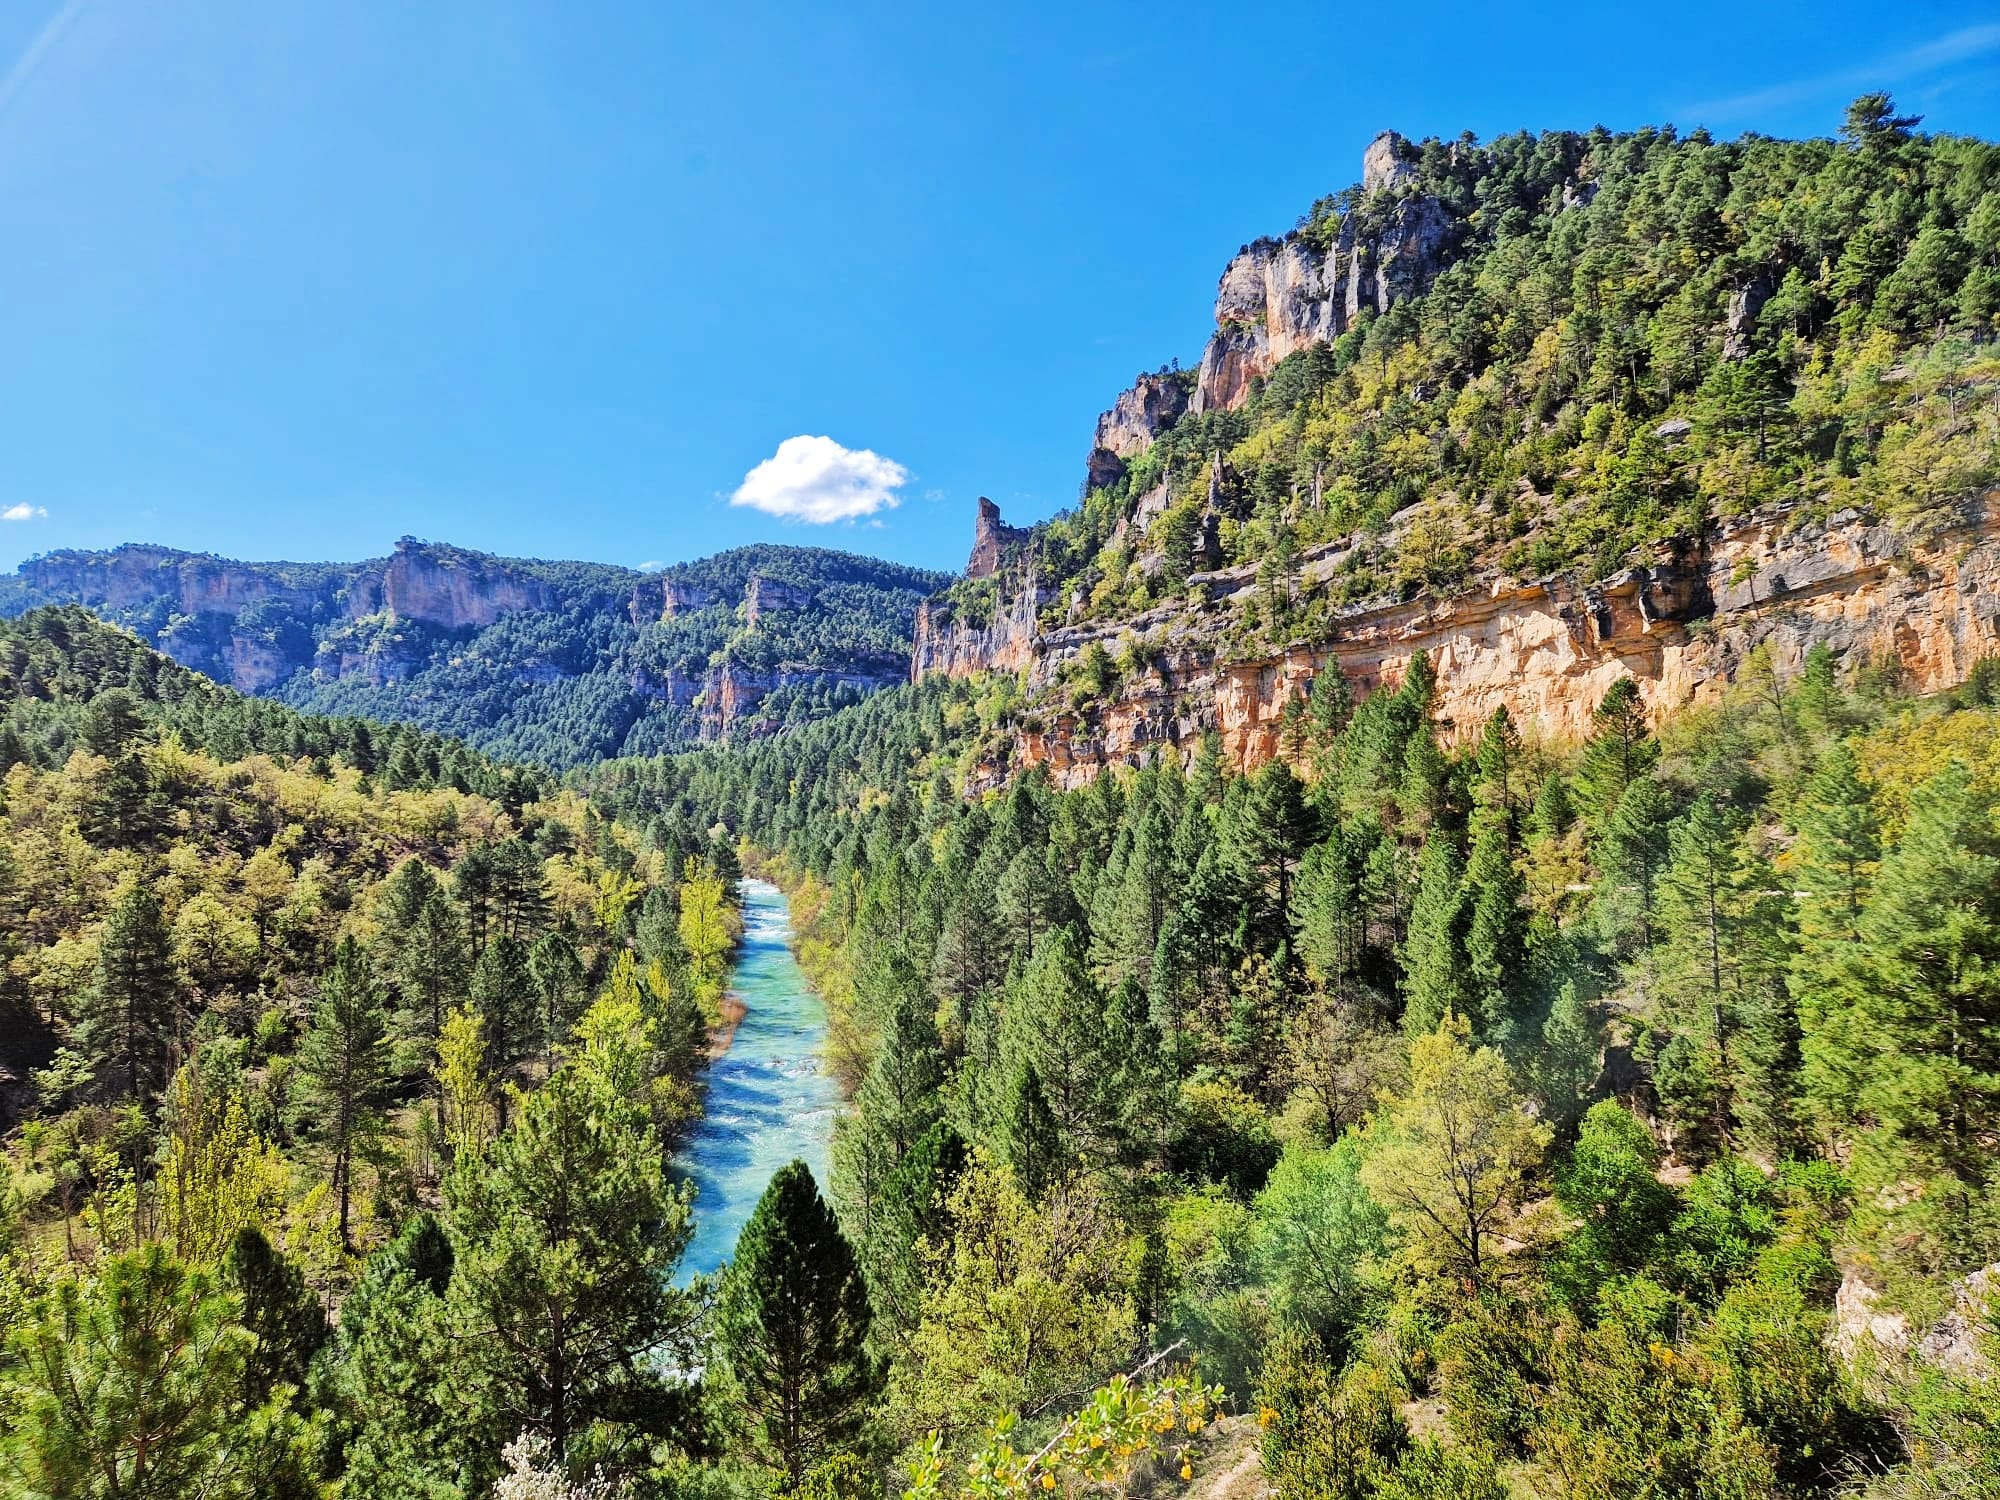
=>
[360,538,556,629]
[966,497,1030,581]
[1184,132,1456,416]
[914,492,2000,791]
[1087,368,1194,491]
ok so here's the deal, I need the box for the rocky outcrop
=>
[967,498,1029,581]
[744,574,814,626]
[660,578,723,618]
[1835,1262,1998,1378]
[360,538,555,630]
[911,564,1051,682]
[916,492,2000,791]
[1088,369,1193,490]
[1185,134,1456,416]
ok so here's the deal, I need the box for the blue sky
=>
[0,2,1996,576]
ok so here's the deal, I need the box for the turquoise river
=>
[673,878,841,1279]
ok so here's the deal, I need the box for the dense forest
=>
[0,543,949,769]
[976,98,1998,653]
[582,626,2000,1498]
[3,98,2000,1500]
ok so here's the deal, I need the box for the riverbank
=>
[671,878,842,1280]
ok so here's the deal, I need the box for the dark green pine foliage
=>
[77,885,177,1103]
[1001,925,1114,1161]
[1792,741,1880,941]
[1400,834,1468,1036]
[1575,678,1659,822]
[1463,809,1529,1045]
[443,1060,699,1472]
[1802,761,2000,1212]
[997,1060,1065,1201]
[394,889,470,1071]
[1,1245,316,1500]
[862,1121,968,1342]
[527,930,587,1068]
[224,1226,327,1406]
[291,934,392,1247]
[833,953,944,1245]
[714,1161,879,1481]
[470,934,536,1099]
[335,1221,461,1500]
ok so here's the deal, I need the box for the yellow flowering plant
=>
[902,1367,1223,1500]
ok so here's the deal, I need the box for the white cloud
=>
[1680,23,2000,123]
[2,503,47,521]
[638,560,666,573]
[729,435,908,523]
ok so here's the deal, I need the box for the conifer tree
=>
[1792,741,1879,941]
[527,929,587,1068]
[444,1058,699,1468]
[714,1161,879,1480]
[998,1060,1065,1200]
[2,1245,314,1499]
[471,933,536,1098]
[1800,761,2000,1197]
[1463,810,1528,1044]
[77,884,177,1103]
[1002,926,1112,1157]
[292,934,391,1247]
[224,1226,326,1406]
[864,1121,969,1342]
[1575,678,1659,821]
[1400,835,1468,1036]
[395,888,470,1069]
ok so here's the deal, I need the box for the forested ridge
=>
[0,541,949,769]
[956,97,1999,656]
[579,626,2000,1498]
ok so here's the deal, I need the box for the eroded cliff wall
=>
[914,493,2000,790]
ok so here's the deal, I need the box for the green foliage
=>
[0,1245,315,1500]
[713,1161,879,1480]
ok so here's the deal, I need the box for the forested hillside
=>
[0,609,756,1496]
[582,626,2000,1497]
[908,100,2000,794]
[0,540,948,768]
[1063,95,1999,621]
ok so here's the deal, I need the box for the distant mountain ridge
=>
[0,536,950,767]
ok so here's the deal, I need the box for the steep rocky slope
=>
[916,489,2000,788]
[917,109,2000,788]
[1,537,947,766]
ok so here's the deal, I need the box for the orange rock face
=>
[923,493,2000,792]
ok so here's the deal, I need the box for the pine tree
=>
[1575,678,1659,822]
[224,1226,326,1406]
[863,1120,968,1342]
[1002,926,1113,1158]
[471,934,536,1098]
[1792,741,1879,941]
[998,1060,1065,1200]
[1463,810,1528,1044]
[77,884,177,1103]
[444,1059,700,1468]
[1474,705,1521,815]
[2,1244,314,1499]
[527,930,586,1068]
[1800,761,2000,1197]
[1400,835,1468,1036]
[834,953,944,1244]
[292,934,391,1247]
[714,1161,879,1480]
[395,888,470,1070]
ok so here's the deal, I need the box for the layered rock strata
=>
[913,493,2000,790]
